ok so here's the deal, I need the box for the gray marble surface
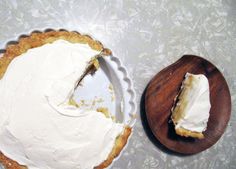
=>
[0,0,236,169]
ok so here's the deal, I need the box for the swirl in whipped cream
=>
[0,40,124,169]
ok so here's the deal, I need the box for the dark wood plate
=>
[145,55,231,154]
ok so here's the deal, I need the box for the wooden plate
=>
[145,55,231,154]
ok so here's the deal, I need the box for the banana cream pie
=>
[171,73,211,139]
[0,31,131,169]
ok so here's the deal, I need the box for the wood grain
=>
[145,55,231,154]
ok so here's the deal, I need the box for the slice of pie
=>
[0,30,131,169]
[171,73,211,139]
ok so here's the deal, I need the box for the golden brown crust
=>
[175,127,204,139]
[0,152,26,169]
[95,127,132,169]
[0,30,130,169]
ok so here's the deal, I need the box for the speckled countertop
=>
[0,0,236,169]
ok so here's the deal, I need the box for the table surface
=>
[0,0,236,169]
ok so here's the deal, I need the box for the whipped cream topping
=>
[0,40,124,169]
[173,73,211,132]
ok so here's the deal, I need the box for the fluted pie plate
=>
[0,30,136,169]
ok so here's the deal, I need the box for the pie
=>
[171,73,211,139]
[0,30,131,169]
